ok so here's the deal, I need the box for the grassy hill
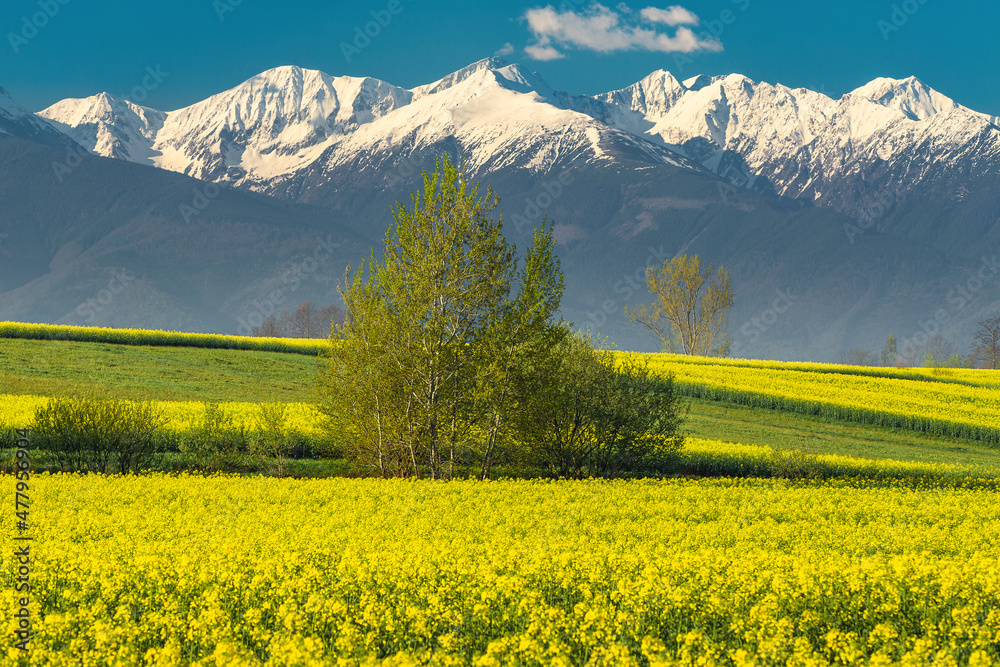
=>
[3,324,999,473]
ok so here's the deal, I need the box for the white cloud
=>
[640,5,699,26]
[524,43,566,61]
[523,3,721,60]
[495,42,515,57]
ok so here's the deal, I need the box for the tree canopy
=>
[626,255,733,356]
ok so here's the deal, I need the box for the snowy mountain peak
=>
[186,65,411,127]
[682,74,714,92]
[39,93,166,161]
[0,85,80,148]
[41,92,163,125]
[412,57,519,98]
[597,69,686,118]
[849,76,959,120]
[21,59,1000,227]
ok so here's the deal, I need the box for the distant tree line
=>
[248,301,346,338]
[838,316,1000,369]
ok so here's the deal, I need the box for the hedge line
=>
[677,381,1000,446]
[0,322,327,356]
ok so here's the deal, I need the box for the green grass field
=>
[0,337,319,403]
[3,331,998,471]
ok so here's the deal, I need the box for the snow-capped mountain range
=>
[590,71,1000,216]
[31,56,1000,219]
[36,58,693,197]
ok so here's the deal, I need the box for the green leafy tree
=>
[512,333,685,478]
[626,255,733,356]
[318,156,564,479]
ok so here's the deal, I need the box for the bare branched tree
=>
[626,255,733,356]
[250,301,346,338]
[973,316,1000,369]
[925,334,957,368]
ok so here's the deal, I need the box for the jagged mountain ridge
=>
[0,86,81,151]
[38,58,701,199]
[36,57,1000,222]
[591,70,1000,218]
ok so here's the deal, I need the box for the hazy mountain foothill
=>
[3,57,999,360]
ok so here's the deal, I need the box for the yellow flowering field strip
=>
[0,395,323,437]
[0,321,327,356]
[680,437,1000,481]
[639,354,1000,445]
[3,474,1000,665]
[633,352,1000,388]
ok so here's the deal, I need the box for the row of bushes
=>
[7,397,343,475]
[0,322,326,356]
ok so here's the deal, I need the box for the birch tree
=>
[318,156,563,478]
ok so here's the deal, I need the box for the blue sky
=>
[2,0,998,114]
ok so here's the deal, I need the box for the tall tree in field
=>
[880,335,898,367]
[973,316,1000,369]
[626,255,733,356]
[317,156,564,479]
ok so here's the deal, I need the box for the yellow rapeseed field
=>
[640,354,1000,443]
[0,395,323,437]
[4,471,1000,665]
[0,322,326,356]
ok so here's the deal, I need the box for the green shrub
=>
[179,403,250,471]
[514,334,685,478]
[32,396,166,473]
[251,403,291,476]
